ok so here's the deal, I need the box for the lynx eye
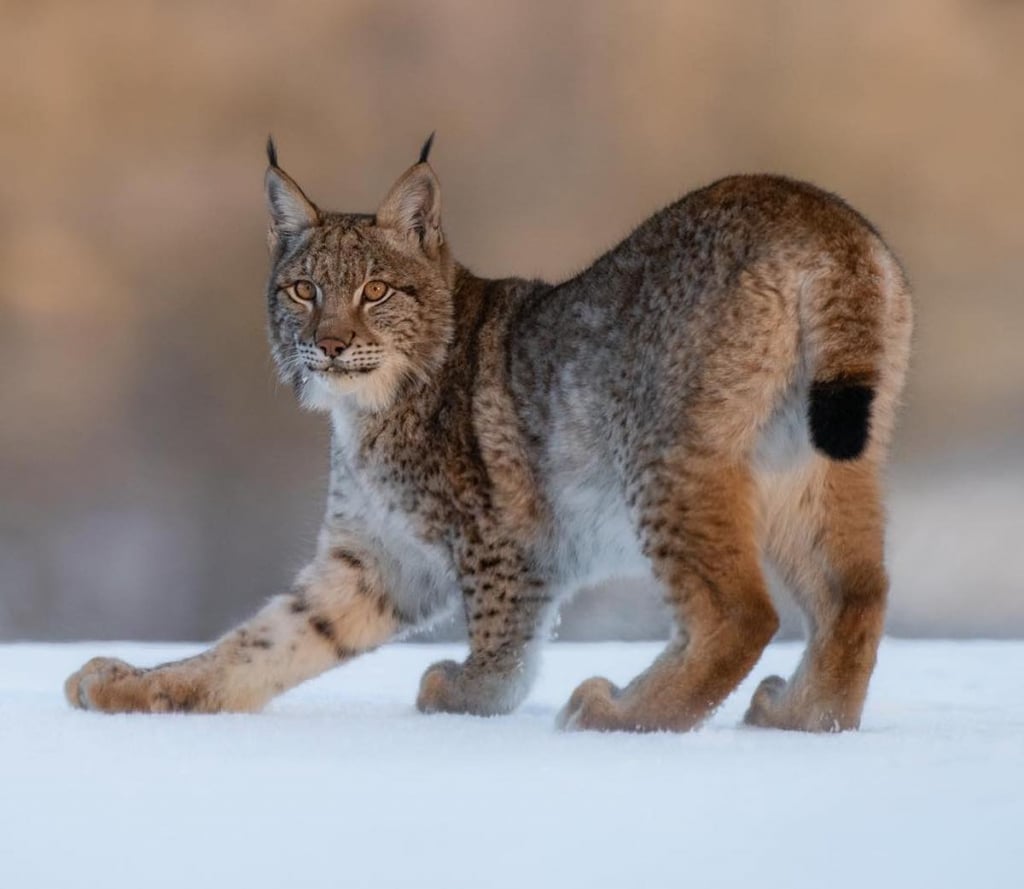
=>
[362,280,390,302]
[288,280,317,303]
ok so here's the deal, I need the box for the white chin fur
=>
[298,365,405,413]
[298,372,362,412]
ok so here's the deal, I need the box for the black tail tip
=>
[809,379,875,461]
[266,135,278,168]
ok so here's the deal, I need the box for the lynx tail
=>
[804,260,887,462]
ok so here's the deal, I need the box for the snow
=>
[2,640,1021,889]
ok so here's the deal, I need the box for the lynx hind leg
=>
[746,459,887,732]
[559,460,778,732]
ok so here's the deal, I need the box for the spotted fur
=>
[66,142,912,732]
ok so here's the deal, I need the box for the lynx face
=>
[265,139,454,411]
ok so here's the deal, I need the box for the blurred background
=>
[1,0,1021,642]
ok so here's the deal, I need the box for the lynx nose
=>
[316,334,351,358]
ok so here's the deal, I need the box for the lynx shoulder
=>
[66,138,911,733]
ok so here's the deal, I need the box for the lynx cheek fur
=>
[66,137,911,733]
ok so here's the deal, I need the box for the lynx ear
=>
[264,137,319,248]
[376,145,443,257]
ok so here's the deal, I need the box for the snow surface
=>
[2,640,1022,889]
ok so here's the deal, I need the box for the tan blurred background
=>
[1,0,1022,642]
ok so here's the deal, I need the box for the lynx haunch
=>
[66,137,912,732]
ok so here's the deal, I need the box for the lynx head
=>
[264,135,455,412]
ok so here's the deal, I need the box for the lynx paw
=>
[556,677,625,732]
[65,657,144,712]
[416,659,463,713]
[743,675,854,732]
[742,674,788,728]
[416,659,525,717]
[64,657,210,714]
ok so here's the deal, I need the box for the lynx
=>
[66,136,912,732]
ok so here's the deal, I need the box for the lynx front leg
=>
[65,547,405,714]
[417,547,552,717]
[558,461,778,732]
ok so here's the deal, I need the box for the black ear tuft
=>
[418,132,435,165]
[266,135,279,168]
